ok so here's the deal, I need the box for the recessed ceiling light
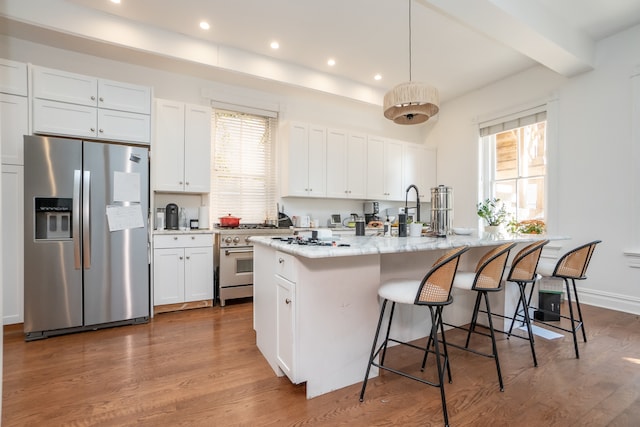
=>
[200,21,210,30]
[270,41,280,49]
[110,0,121,4]
[374,74,382,81]
[327,58,336,67]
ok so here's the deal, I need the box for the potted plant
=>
[507,219,546,234]
[477,198,508,233]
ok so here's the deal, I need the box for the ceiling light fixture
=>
[327,58,336,66]
[383,0,439,125]
[374,74,382,81]
[199,21,210,30]
[110,0,121,4]
[270,41,279,49]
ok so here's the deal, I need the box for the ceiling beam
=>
[422,0,595,76]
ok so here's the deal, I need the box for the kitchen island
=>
[251,232,566,399]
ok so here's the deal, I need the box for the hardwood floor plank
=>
[4,301,640,426]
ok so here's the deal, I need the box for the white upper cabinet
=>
[31,66,151,143]
[97,79,151,114]
[153,99,211,193]
[0,93,29,165]
[366,136,403,201]
[326,129,366,199]
[403,144,437,202]
[0,59,28,96]
[281,122,326,198]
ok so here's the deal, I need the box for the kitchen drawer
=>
[275,251,297,282]
[154,233,212,249]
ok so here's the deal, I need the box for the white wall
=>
[431,24,640,313]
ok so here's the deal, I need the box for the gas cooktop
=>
[271,236,351,247]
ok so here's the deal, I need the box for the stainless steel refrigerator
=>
[24,135,150,340]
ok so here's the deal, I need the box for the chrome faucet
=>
[405,184,420,222]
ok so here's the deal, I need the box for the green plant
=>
[477,198,508,226]
[508,219,546,234]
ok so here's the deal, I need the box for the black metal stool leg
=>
[571,278,587,343]
[517,282,538,366]
[465,292,483,348]
[430,306,449,427]
[483,292,504,391]
[360,299,388,402]
[380,302,397,366]
[563,279,580,359]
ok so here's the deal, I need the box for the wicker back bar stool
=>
[534,240,601,359]
[445,243,516,392]
[505,239,550,367]
[359,245,469,427]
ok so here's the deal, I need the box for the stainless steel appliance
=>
[431,185,453,237]
[364,201,380,223]
[165,203,179,230]
[24,135,150,340]
[214,225,290,306]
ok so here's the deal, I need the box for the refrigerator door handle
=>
[73,170,82,269]
[83,170,91,269]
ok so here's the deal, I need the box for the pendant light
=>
[383,0,439,125]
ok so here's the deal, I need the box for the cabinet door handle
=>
[285,298,291,304]
[91,95,96,101]
[99,97,104,102]
[179,181,183,185]
[173,236,178,240]
[99,129,104,133]
[185,182,190,186]
[186,256,190,260]
[90,127,95,132]
[278,258,284,264]
[179,256,183,260]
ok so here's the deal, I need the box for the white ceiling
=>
[2,0,640,105]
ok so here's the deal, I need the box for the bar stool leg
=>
[517,281,538,366]
[429,306,450,427]
[571,278,588,342]
[465,293,483,348]
[360,299,388,402]
[483,292,504,392]
[563,278,581,359]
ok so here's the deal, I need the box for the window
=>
[480,110,547,223]
[209,109,277,224]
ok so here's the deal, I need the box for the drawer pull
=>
[173,236,178,240]
[278,258,285,264]
[285,298,291,305]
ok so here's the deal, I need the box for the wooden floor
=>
[3,300,640,426]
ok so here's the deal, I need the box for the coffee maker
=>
[364,201,380,223]
[165,203,179,230]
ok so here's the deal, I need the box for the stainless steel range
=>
[214,224,291,306]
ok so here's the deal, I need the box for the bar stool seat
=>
[360,245,469,427]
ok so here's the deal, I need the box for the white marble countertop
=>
[250,233,567,259]
[153,229,214,236]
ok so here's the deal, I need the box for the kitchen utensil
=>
[343,213,358,227]
[165,203,179,230]
[355,218,365,236]
[219,214,241,227]
[277,203,293,228]
[398,213,407,237]
[431,185,453,237]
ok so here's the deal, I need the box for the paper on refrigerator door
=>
[106,205,144,231]
[113,171,140,202]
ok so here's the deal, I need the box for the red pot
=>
[219,214,241,227]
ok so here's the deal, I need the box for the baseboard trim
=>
[579,288,640,316]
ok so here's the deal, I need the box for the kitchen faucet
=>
[405,184,420,222]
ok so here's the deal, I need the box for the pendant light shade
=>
[383,82,439,124]
[384,0,439,125]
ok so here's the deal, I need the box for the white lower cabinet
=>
[2,165,24,324]
[276,274,296,381]
[153,234,213,305]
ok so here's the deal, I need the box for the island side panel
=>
[254,244,282,376]
[295,254,381,399]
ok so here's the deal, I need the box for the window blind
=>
[480,110,547,137]
[209,109,277,224]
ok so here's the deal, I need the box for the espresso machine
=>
[364,201,380,223]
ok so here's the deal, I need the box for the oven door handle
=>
[225,248,253,255]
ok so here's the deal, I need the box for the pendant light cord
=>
[409,0,412,82]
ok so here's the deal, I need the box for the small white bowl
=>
[452,227,474,235]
